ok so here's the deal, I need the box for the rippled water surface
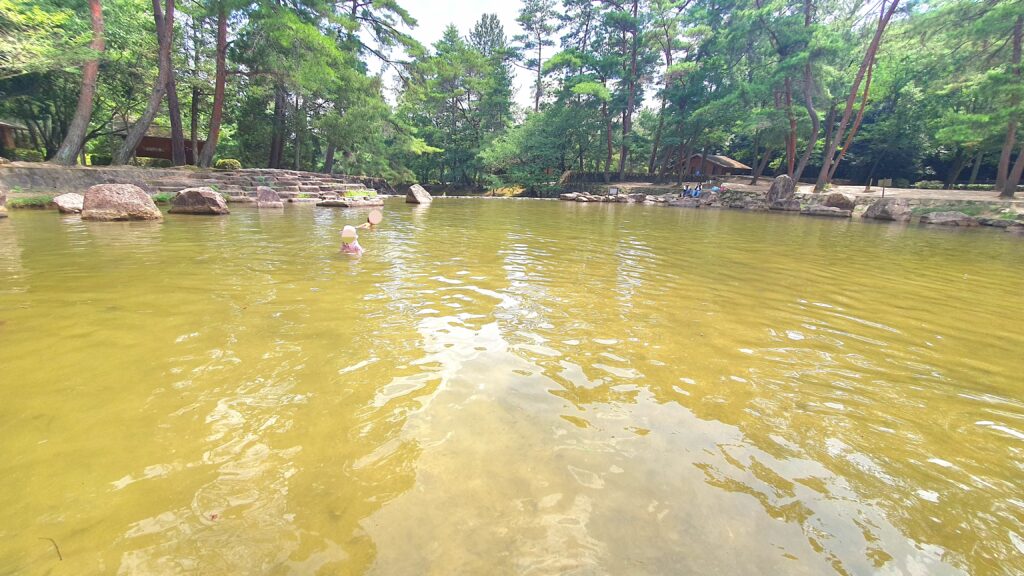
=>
[1,200,1023,575]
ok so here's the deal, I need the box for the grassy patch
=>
[343,189,377,198]
[911,203,986,217]
[152,192,175,204]
[8,195,54,208]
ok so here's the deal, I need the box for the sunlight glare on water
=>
[1,200,1022,575]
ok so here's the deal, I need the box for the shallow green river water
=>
[1,200,1023,575]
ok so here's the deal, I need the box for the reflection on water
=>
[1,202,1022,575]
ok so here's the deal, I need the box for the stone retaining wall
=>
[0,164,395,198]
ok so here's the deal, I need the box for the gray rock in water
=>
[862,198,911,221]
[54,193,84,214]
[669,198,700,208]
[823,192,856,211]
[169,187,230,215]
[82,184,162,221]
[801,205,852,218]
[919,211,978,226]
[0,190,7,219]
[765,174,795,204]
[769,199,801,211]
[559,192,579,201]
[978,217,1013,228]
[406,183,432,204]
[256,186,284,208]
[1007,223,1024,235]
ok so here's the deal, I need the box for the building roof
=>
[691,154,752,171]
[0,119,28,131]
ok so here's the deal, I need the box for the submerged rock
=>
[81,184,162,221]
[977,217,1013,228]
[862,198,911,222]
[669,198,700,208]
[256,186,284,208]
[765,174,795,205]
[169,187,230,215]
[0,190,7,219]
[823,192,856,211]
[406,183,432,204]
[317,197,384,207]
[801,205,852,218]
[919,211,978,226]
[54,193,84,214]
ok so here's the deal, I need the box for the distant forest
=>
[0,0,1022,196]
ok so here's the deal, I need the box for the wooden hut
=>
[0,120,29,153]
[688,154,751,177]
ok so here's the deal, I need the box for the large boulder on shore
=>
[0,190,7,219]
[766,175,795,204]
[919,211,978,226]
[862,198,911,222]
[81,184,162,221]
[54,193,84,214]
[823,192,856,211]
[169,187,230,215]
[406,183,432,204]
[256,186,284,209]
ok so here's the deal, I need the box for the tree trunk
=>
[750,145,774,185]
[968,149,984,185]
[603,101,612,183]
[160,0,185,166]
[52,0,104,166]
[1003,143,1024,198]
[323,144,336,173]
[794,59,819,182]
[944,148,966,188]
[196,5,226,168]
[189,13,201,164]
[785,77,797,176]
[190,86,199,164]
[293,94,301,170]
[617,0,640,182]
[648,96,666,175]
[827,59,875,182]
[996,15,1022,195]
[269,86,285,168]
[114,0,173,164]
[534,34,542,112]
[814,0,900,191]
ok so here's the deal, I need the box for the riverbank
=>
[560,177,1024,233]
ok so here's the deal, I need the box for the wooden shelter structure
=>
[0,120,29,153]
[688,154,751,176]
[113,120,205,163]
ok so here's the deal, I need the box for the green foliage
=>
[89,154,112,166]
[13,148,43,162]
[7,194,53,208]
[214,158,241,170]
[913,180,945,189]
[151,192,175,203]
[0,0,88,79]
